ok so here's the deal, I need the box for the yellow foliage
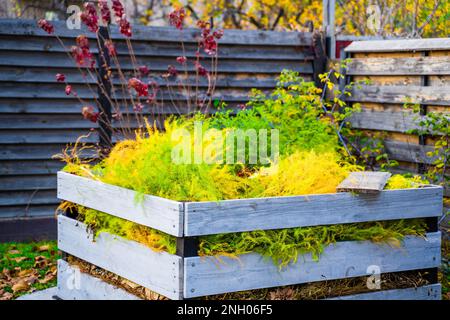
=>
[385,174,429,190]
[142,0,449,37]
[252,150,362,197]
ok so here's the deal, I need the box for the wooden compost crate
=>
[56,171,443,300]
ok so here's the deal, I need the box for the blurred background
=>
[0,0,448,37]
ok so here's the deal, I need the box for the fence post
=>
[322,0,336,59]
[313,32,327,89]
[97,25,113,155]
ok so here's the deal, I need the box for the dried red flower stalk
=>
[196,22,222,56]
[76,35,90,50]
[112,0,125,19]
[138,65,150,77]
[82,106,100,123]
[128,78,148,97]
[56,73,66,82]
[112,112,122,120]
[167,65,178,77]
[80,3,99,33]
[148,81,160,94]
[118,17,132,37]
[213,29,224,40]
[203,35,218,55]
[169,8,186,30]
[105,40,117,57]
[98,0,111,25]
[37,19,54,34]
[176,56,187,64]
[147,93,156,104]
[195,62,208,77]
[133,103,144,112]
[196,20,209,29]
[72,35,94,67]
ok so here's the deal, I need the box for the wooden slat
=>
[0,67,286,88]
[57,259,441,300]
[0,217,56,241]
[0,51,312,74]
[57,215,182,300]
[0,144,97,160]
[183,232,441,298]
[0,131,97,144]
[327,284,441,300]
[0,114,98,130]
[0,19,313,46]
[0,98,248,114]
[184,186,442,236]
[0,204,56,219]
[0,36,313,61]
[0,82,256,100]
[57,172,183,237]
[346,38,450,52]
[0,175,56,191]
[336,172,391,193]
[57,260,141,300]
[0,160,64,175]
[347,56,450,75]
[349,109,420,133]
[347,85,450,106]
[384,140,436,165]
[0,98,91,114]
[0,190,58,206]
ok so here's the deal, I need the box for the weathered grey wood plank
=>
[184,232,441,298]
[184,186,442,236]
[16,287,57,300]
[0,190,58,206]
[0,205,57,219]
[0,130,98,144]
[345,38,450,52]
[0,144,97,160]
[58,259,440,300]
[337,172,391,193]
[0,67,282,87]
[0,51,312,74]
[57,215,182,299]
[0,160,64,176]
[0,19,313,46]
[0,216,56,241]
[327,284,441,300]
[349,109,420,133]
[347,85,450,106]
[347,57,450,75]
[0,35,313,61]
[0,175,56,191]
[57,260,141,300]
[0,82,255,101]
[57,172,183,236]
[384,140,436,165]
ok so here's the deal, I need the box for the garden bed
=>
[56,171,443,300]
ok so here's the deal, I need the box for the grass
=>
[0,241,60,300]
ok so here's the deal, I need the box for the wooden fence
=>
[0,19,317,239]
[344,38,450,196]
